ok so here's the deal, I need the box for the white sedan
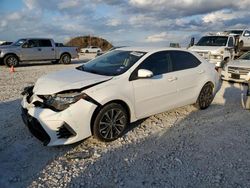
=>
[21,47,220,146]
[80,46,102,53]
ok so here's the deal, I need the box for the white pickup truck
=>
[189,34,235,67]
[0,38,78,67]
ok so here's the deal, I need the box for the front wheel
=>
[93,103,128,142]
[59,54,71,64]
[194,83,214,110]
[4,55,19,67]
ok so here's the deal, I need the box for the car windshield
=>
[239,52,250,60]
[196,36,228,46]
[13,39,27,46]
[77,50,146,76]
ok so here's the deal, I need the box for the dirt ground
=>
[0,55,250,188]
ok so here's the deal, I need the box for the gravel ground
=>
[0,56,250,188]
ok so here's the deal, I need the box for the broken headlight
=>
[42,92,89,111]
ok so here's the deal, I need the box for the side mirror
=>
[138,69,153,78]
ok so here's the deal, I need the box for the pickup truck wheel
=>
[4,55,19,67]
[60,54,71,64]
[85,50,89,53]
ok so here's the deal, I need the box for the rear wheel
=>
[93,103,128,142]
[59,54,71,64]
[195,83,214,110]
[4,55,19,67]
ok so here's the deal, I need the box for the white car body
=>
[21,47,220,146]
[0,41,6,45]
[80,46,102,53]
[189,35,235,67]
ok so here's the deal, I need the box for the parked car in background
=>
[96,46,127,57]
[221,51,250,83]
[80,46,102,53]
[189,33,236,67]
[0,38,78,67]
[225,29,250,49]
[0,41,13,46]
[21,47,220,146]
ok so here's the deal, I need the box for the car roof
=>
[20,38,53,40]
[116,47,188,53]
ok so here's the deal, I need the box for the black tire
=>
[194,83,214,110]
[4,55,19,67]
[85,50,89,53]
[93,103,128,142]
[59,53,71,64]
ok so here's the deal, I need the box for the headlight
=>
[43,92,89,111]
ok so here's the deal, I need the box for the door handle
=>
[38,48,42,51]
[168,77,178,82]
[197,70,205,74]
[51,48,55,51]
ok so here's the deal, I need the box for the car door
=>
[130,51,179,119]
[38,39,55,60]
[20,39,41,60]
[168,51,204,106]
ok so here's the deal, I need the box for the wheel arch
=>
[90,99,131,135]
[60,52,71,59]
[3,53,20,61]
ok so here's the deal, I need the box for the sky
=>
[0,0,250,47]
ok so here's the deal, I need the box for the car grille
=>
[196,52,210,60]
[228,66,250,75]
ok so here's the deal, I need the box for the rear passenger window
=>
[138,51,172,76]
[39,40,52,47]
[170,51,201,71]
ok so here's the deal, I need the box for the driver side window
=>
[137,51,172,76]
[23,40,39,48]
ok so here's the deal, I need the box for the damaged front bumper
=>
[21,88,97,146]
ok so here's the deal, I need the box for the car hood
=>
[227,60,250,68]
[189,45,224,52]
[33,68,112,95]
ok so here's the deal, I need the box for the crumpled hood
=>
[33,68,112,95]
[189,45,224,53]
[227,60,250,68]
